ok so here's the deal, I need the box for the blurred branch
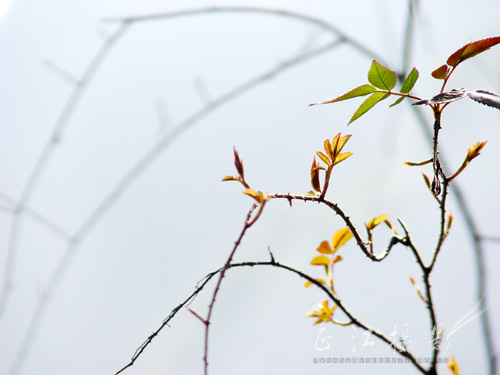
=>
[41,59,79,86]
[449,181,498,375]
[7,37,345,375]
[0,22,130,323]
[400,0,418,79]
[106,6,387,65]
[0,191,71,241]
[399,2,497,370]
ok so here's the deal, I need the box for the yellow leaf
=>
[466,141,487,160]
[333,152,353,166]
[336,134,352,154]
[445,213,453,236]
[316,240,334,254]
[310,255,331,266]
[447,356,459,375]
[409,275,427,302]
[332,227,353,250]
[324,139,334,159]
[242,188,262,202]
[222,175,239,182]
[366,214,390,230]
[330,133,341,156]
[404,158,433,166]
[304,278,325,288]
[306,300,337,325]
[333,255,343,264]
[316,151,331,167]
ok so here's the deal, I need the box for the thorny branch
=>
[202,203,259,375]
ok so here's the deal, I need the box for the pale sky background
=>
[1,1,500,375]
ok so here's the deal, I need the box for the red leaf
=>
[447,36,500,67]
[431,65,449,80]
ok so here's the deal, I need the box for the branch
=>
[269,193,405,262]
[429,179,450,271]
[203,203,259,374]
[410,101,497,375]
[115,258,427,375]
[114,269,220,375]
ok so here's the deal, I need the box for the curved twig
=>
[115,258,427,375]
[269,193,405,262]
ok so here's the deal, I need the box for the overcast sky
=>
[1,1,500,375]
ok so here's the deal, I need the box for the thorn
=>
[267,247,276,264]
[186,307,207,325]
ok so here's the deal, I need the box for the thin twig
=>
[113,269,221,375]
[410,100,497,375]
[429,179,449,271]
[115,258,427,375]
[203,204,258,375]
[269,193,405,262]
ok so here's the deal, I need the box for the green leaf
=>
[389,96,405,108]
[348,92,389,125]
[368,60,397,90]
[400,67,419,94]
[309,84,376,106]
[447,36,500,68]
